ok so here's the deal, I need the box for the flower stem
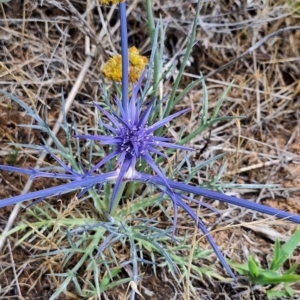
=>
[110,181,127,216]
[108,1,129,216]
[119,1,129,113]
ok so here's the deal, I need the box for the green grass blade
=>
[270,229,300,271]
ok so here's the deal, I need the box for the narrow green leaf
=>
[267,289,290,299]
[284,263,299,275]
[285,283,294,297]
[248,256,259,278]
[270,238,281,270]
[253,272,300,285]
[271,229,300,271]
[211,83,233,120]
[228,261,249,275]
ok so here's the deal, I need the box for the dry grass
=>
[0,0,300,299]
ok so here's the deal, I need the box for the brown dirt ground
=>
[0,0,300,299]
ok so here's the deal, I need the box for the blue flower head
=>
[75,71,193,212]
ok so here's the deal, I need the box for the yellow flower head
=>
[99,0,123,4]
[102,46,148,83]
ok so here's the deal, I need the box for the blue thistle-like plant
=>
[1,74,300,280]
[1,0,300,283]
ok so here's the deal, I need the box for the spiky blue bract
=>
[0,146,120,207]
[132,172,300,224]
[129,170,300,279]
[75,72,193,212]
[0,169,119,207]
